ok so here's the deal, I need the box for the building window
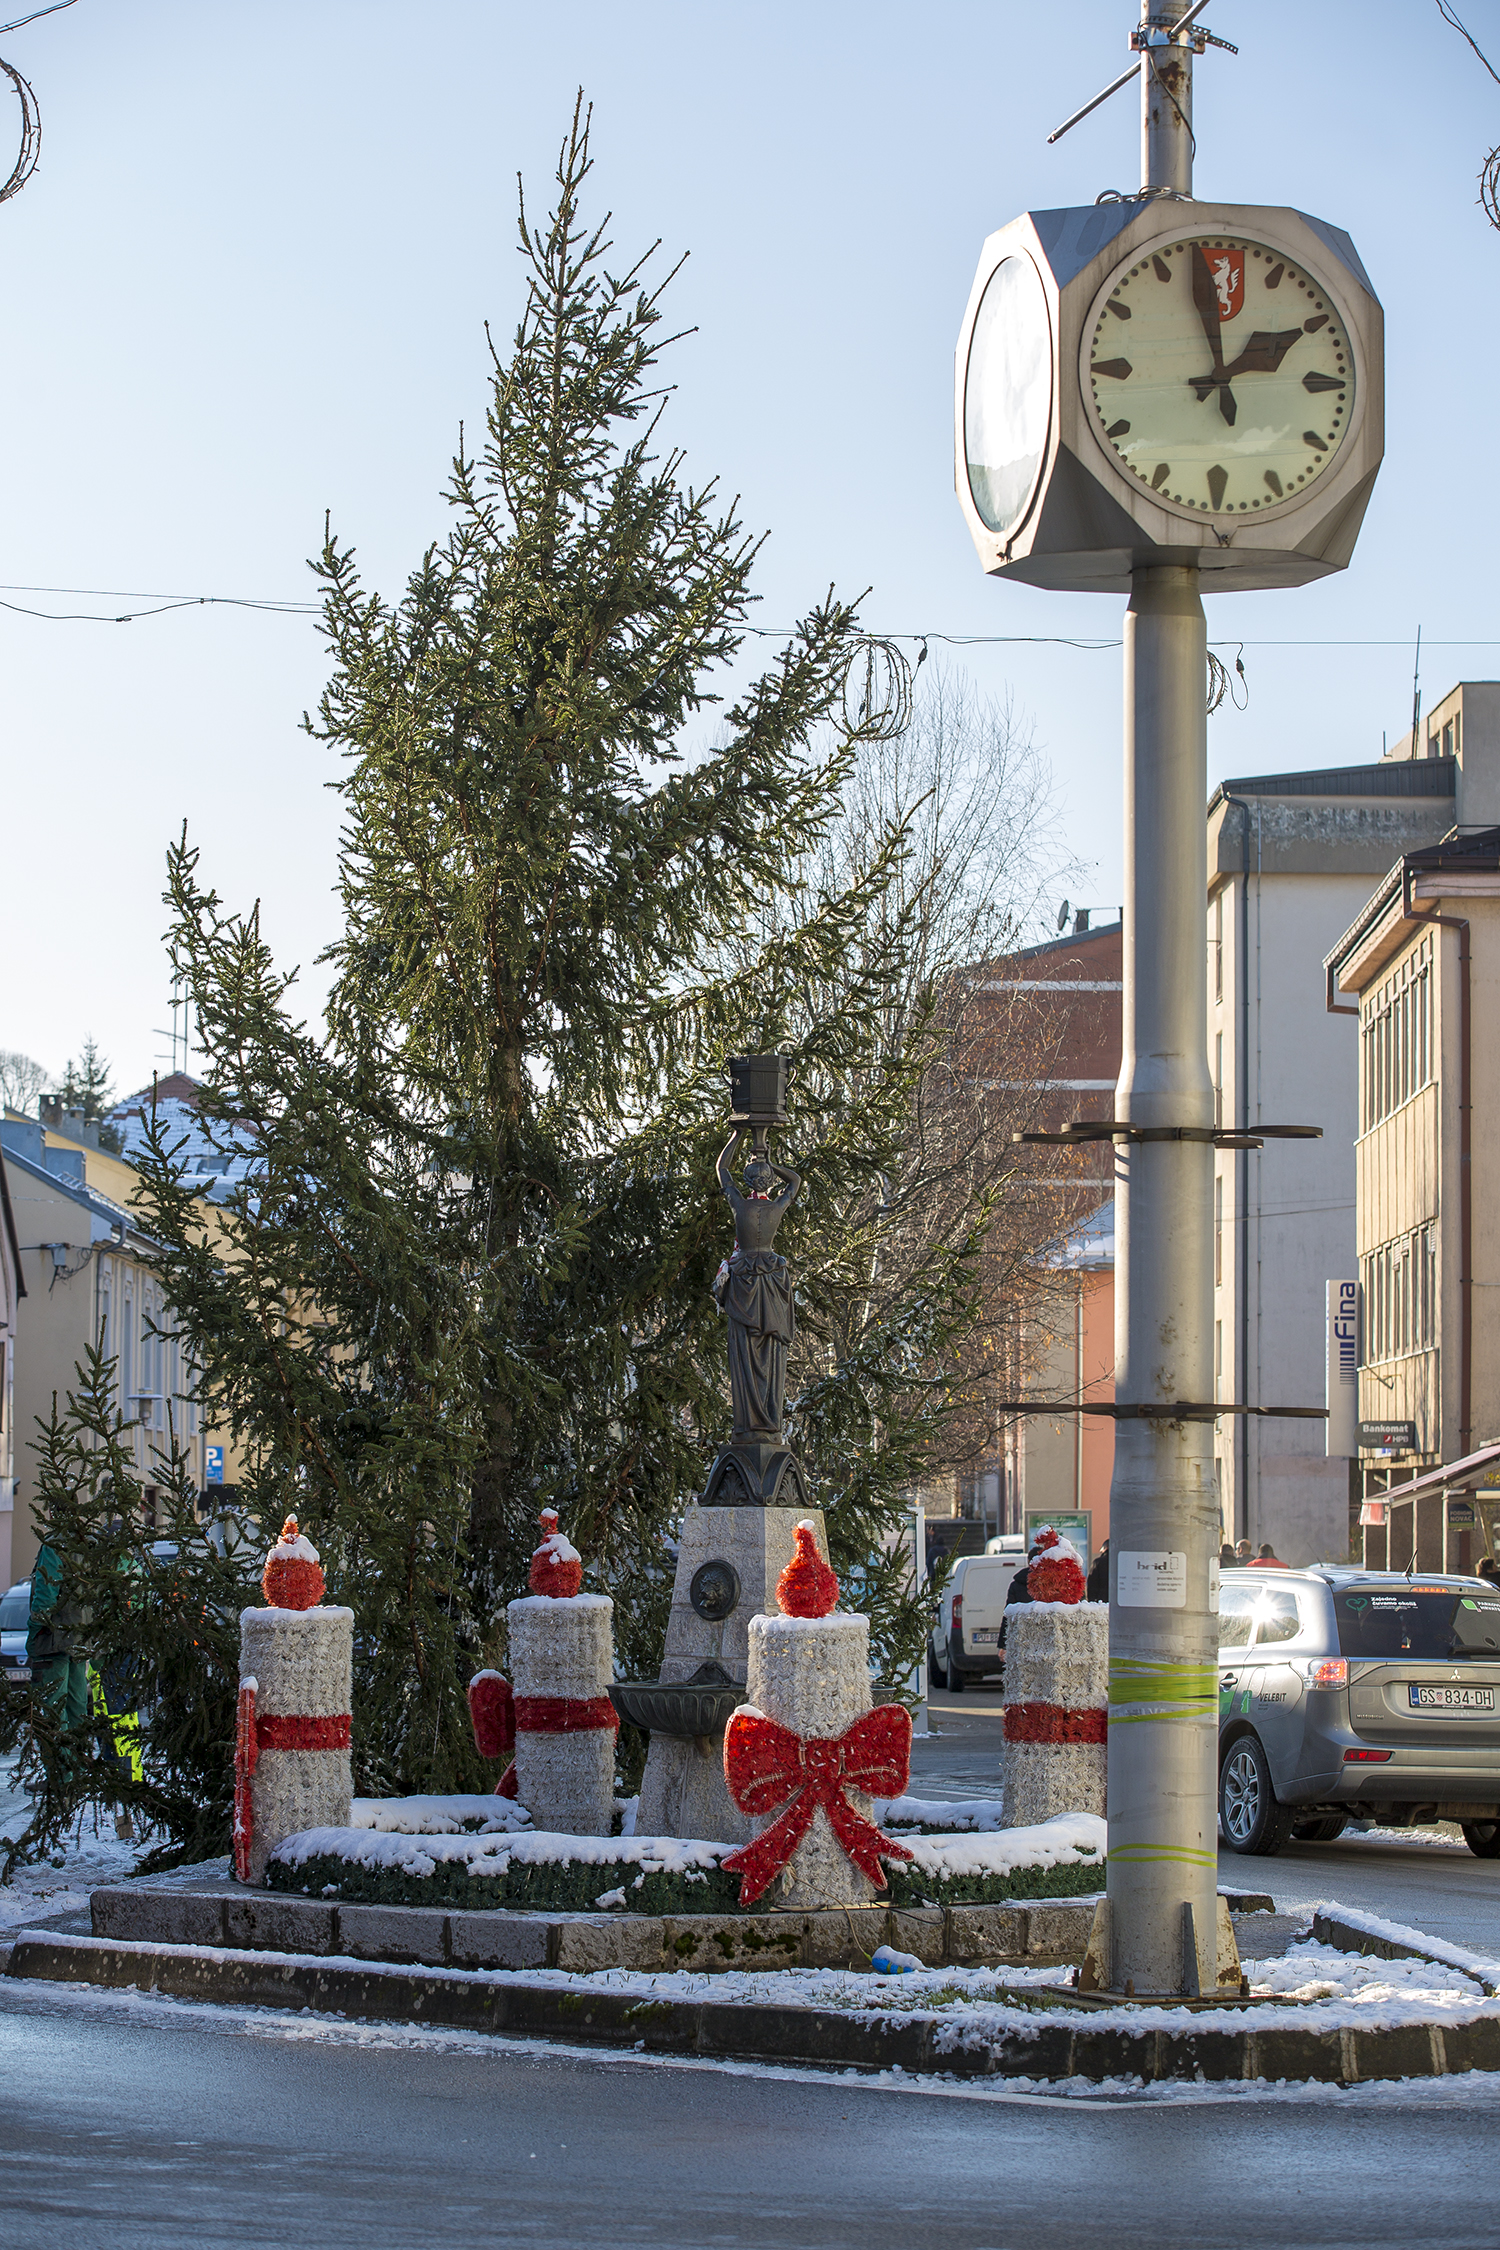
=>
[1215,1318,1223,1397]
[1214,1172,1223,1285]
[1360,934,1433,1132]
[1362,1223,1437,1366]
[1214,1031,1223,1127]
[1214,890,1223,1003]
[1443,721,1454,758]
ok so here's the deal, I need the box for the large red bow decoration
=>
[720,1704,914,1907]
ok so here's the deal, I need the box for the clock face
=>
[1085,238,1355,518]
[964,252,1052,538]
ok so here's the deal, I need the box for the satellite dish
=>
[1056,899,1070,933]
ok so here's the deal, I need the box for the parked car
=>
[1,1578,32,1688]
[1218,1567,1500,1858]
[929,1549,1024,1691]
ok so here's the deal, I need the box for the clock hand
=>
[1190,247,1236,428]
[1189,328,1304,399]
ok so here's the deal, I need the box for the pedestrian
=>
[1249,1541,1290,1569]
[1220,1541,1237,1569]
[1477,1556,1500,1589]
[1234,1538,1253,1565]
[27,1540,90,1744]
[1086,1538,1110,1604]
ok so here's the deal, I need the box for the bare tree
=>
[0,1049,53,1114]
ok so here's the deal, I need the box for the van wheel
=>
[948,1669,964,1695]
[1290,1815,1348,1844]
[1462,1822,1500,1857]
[1219,1736,1294,1856]
[929,1650,947,1691]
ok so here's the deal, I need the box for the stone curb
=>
[1313,1910,1499,1996]
[86,1882,1275,1976]
[9,1929,1499,2085]
[87,1883,1110,1975]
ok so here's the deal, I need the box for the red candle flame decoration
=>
[776,1521,839,1618]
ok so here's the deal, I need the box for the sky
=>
[2,0,1498,1098]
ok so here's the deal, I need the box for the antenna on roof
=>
[1410,624,1423,760]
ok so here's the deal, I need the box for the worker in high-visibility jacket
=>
[90,1660,143,1841]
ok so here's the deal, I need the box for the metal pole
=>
[1139,0,1194,198]
[1103,15,1221,1998]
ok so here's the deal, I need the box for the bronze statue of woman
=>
[712,1128,802,1443]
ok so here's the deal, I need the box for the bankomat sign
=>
[1326,1279,1358,1459]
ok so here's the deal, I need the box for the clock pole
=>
[1104,3,1222,1999]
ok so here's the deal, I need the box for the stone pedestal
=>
[744,1609,875,1910]
[637,1505,828,1842]
[1002,1603,1109,1828]
[508,1592,616,1836]
[238,1606,353,1886]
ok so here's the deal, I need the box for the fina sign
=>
[1326,1280,1358,1458]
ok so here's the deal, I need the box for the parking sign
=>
[205,1445,224,1485]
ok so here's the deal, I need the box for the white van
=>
[929,1541,1026,1691]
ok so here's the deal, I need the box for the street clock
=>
[955,199,1383,594]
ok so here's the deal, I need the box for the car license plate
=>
[8,1666,30,1683]
[969,1628,999,1646]
[1408,1684,1495,1711]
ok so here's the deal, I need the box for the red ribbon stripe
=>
[514,1694,619,1736]
[1003,1700,1107,1746]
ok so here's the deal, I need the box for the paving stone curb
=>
[10,1929,1497,2085]
[1312,1910,1500,1996]
[86,1882,1105,1974]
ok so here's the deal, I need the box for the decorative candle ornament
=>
[507,1509,616,1834]
[235,1518,352,1883]
[1002,1528,1107,1828]
[721,1539,912,1909]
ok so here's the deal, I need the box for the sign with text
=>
[1117,1549,1187,1607]
[1358,1420,1417,1453]
[1025,1510,1092,1569]
[205,1445,224,1486]
[1326,1279,1358,1458]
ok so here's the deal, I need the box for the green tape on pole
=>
[1108,1659,1218,1702]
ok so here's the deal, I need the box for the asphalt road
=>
[0,1977,1495,2250]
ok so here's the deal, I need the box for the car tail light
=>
[1306,1658,1348,1688]
[1343,1747,1393,1763]
[952,1595,963,1632]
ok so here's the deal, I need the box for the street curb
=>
[10,1929,1500,2085]
[1313,1910,1499,1996]
[84,1879,1274,1977]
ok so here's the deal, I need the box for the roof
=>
[1045,1196,1115,1271]
[101,1086,261,1205]
[1326,824,1500,989]
[1000,919,1122,969]
[0,1132,157,1249]
[1375,1441,1500,1504]
[1209,758,1455,813]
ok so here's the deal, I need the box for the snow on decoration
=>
[236,1523,353,1883]
[775,1518,840,1618]
[261,1516,326,1611]
[1025,1524,1086,1607]
[528,1507,584,1599]
[1001,1598,1108,1828]
[507,1509,617,1835]
[721,1545,913,1909]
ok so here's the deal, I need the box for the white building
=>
[1207,682,1500,1565]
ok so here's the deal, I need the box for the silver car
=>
[1217,1568,1500,1858]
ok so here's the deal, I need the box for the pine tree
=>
[59,1035,115,1122]
[39,103,1011,1854]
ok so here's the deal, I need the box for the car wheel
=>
[948,1668,964,1695]
[1218,1735,1294,1856]
[929,1649,948,1691]
[1290,1815,1348,1844]
[1462,1821,1500,1858]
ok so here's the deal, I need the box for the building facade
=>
[0,1155,25,1586]
[1326,825,1500,1574]
[1206,685,1500,1565]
